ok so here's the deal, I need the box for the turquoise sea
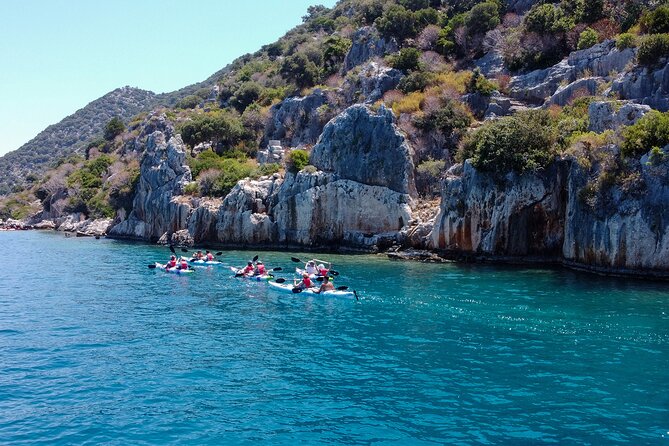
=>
[0,231,668,445]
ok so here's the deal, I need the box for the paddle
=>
[148,264,157,269]
[290,257,302,263]
[181,248,189,253]
[216,252,223,256]
[275,278,287,284]
[252,255,259,262]
[169,245,176,255]
[272,267,282,272]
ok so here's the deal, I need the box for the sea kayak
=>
[188,259,223,267]
[295,268,320,280]
[268,281,355,298]
[230,267,273,281]
[154,263,194,274]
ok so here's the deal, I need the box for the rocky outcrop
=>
[272,171,412,248]
[509,40,635,104]
[588,101,651,133]
[611,60,669,111]
[545,77,602,106]
[563,149,669,274]
[428,154,669,276]
[341,61,403,104]
[343,27,398,71]
[310,104,416,196]
[264,89,335,148]
[56,214,112,236]
[429,161,567,257]
[109,131,192,241]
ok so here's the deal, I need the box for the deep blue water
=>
[0,231,668,445]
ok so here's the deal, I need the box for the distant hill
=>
[0,66,228,195]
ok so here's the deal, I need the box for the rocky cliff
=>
[110,105,415,250]
[427,151,669,277]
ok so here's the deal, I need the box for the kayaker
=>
[305,261,318,276]
[316,276,335,293]
[178,257,189,270]
[242,261,255,276]
[255,261,267,276]
[295,272,312,290]
[205,250,214,261]
[317,263,329,277]
[166,255,177,269]
[194,251,204,260]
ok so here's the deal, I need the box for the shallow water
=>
[0,231,668,445]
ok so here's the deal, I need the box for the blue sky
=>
[0,0,337,156]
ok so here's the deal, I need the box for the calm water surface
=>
[0,231,668,445]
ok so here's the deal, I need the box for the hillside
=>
[0,65,230,195]
[3,0,669,276]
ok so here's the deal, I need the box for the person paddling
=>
[242,261,255,276]
[255,261,267,276]
[205,250,214,261]
[295,272,312,290]
[166,255,177,269]
[305,261,318,276]
[193,251,204,260]
[178,257,189,270]
[316,276,335,294]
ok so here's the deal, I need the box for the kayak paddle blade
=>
[275,278,286,284]
[252,255,259,262]
[336,286,349,291]
[292,287,302,293]
[148,264,157,269]
[272,267,283,272]
[290,257,301,263]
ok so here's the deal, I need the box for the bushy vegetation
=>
[637,33,669,65]
[180,110,248,154]
[621,110,669,157]
[577,27,599,50]
[286,149,310,173]
[459,110,558,174]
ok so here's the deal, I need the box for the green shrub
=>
[175,95,201,109]
[647,146,667,165]
[388,48,422,72]
[459,110,557,174]
[104,117,125,141]
[286,149,310,173]
[280,53,320,89]
[230,82,263,112]
[322,36,352,75]
[577,28,599,50]
[621,110,669,157]
[414,8,440,27]
[464,1,500,35]
[637,33,669,65]
[399,0,429,11]
[615,33,637,50]
[640,5,669,34]
[398,71,435,93]
[375,5,417,41]
[416,159,445,196]
[180,110,247,151]
[196,159,255,197]
[524,3,572,34]
[412,100,472,137]
[466,69,497,96]
[254,163,281,177]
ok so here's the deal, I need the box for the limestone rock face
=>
[563,151,669,273]
[546,77,601,106]
[588,101,651,133]
[611,61,669,111]
[343,27,398,71]
[264,89,332,148]
[109,131,192,241]
[310,104,416,196]
[342,61,403,104]
[272,171,412,248]
[429,161,566,256]
[214,177,280,245]
[509,40,635,104]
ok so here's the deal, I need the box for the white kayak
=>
[230,267,273,281]
[295,267,320,280]
[189,259,223,267]
[268,281,355,299]
[154,263,194,274]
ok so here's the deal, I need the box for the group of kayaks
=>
[148,248,358,300]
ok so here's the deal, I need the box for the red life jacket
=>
[243,265,254,274]
[167,260,177,268]
[206,253,214,261]
[318,268,328,276]
[303,277,312,287]
[180,261,188,269]
[257,265,266,275]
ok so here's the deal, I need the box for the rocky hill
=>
[3,0,669,278]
